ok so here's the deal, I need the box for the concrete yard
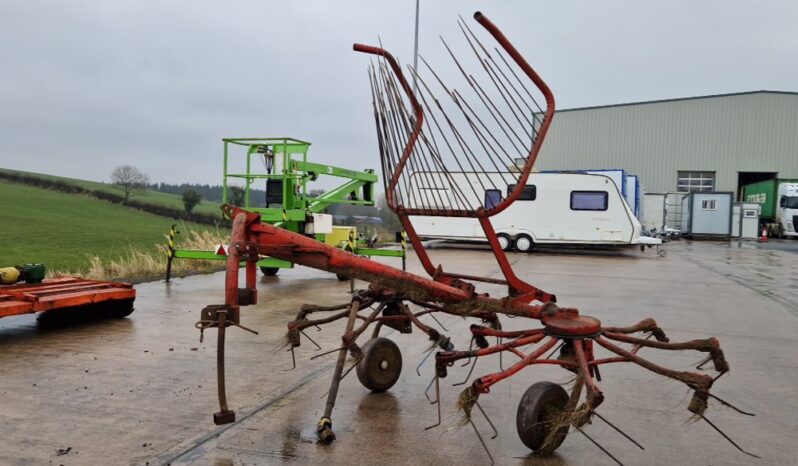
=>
[1,241,797,466]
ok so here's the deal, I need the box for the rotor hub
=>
[542,313,601,338]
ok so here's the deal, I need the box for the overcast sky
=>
[0,1,795,187]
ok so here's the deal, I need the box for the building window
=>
[570,191,608,211]
[677,171,715,192]
[701,199,717,210]
[507,184,537,200]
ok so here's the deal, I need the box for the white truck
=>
[407,171,661,251]
[742,179,798,238]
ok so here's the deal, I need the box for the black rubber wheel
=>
[356,337,402,392]
[516,381,570,454]
[336,273,350,281]
[260,267,279,276]
[515,234,534,253]
[497,233,514,252]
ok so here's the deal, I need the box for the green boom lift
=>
[165,137,405,281]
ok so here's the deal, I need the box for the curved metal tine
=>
[469,418,495,465]
[439,35,527,155]
[409,62,482,210]
[461,337,475,367]
[283,347,296,372]
[497,337,504,371]
[372,60,413,207]
[339,356,360,382]
[492,47,545,118]
[696,354,713,370]
[435,39,525,159]
[378,57,444,213]
[299,329,322,350]
[408,68,481,213]
[408,58,498,192]
[457,20,533,136]
[458,17,538,129]
[699,414,761,458]
[424,375,437,403]
[707,393,756,416]
[474,401,498,439]
[453,355,478,386]
[545,341,564,360]
[404,63,497,199]
[416,347,436,376]
[409,61,514,182]
[573,424,624,466]
[310,346,347,360]
[369,65,395,206]
[593,412,645,450]
[424,375,442,430]
[428,312,448,331]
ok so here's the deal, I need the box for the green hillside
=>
[0,182,214,272]
[0,167,222,217]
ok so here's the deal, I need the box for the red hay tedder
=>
[196,11,756,464]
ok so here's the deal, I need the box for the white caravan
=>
[407,172,660,251]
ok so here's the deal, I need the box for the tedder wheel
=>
[356,337,402,392]
[516,381,570,455]
[497,233,513,251]
[260,267,279,276]
[515,234,534,253]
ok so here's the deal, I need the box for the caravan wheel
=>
[497,234,513,251]
[515,235,534,253]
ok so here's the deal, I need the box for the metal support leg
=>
[317,298,362,443]
[213,310,235,425]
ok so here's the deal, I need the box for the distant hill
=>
[0,181,215,272]
[0,168,223,221]
[147,181,268,207]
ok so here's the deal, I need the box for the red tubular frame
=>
[223,207,552,320]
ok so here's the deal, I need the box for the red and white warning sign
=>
[214,244,230,256]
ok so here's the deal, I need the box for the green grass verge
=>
[0,167,222,217]
[0,182,214,273]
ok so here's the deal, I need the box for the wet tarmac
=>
[1,241,797,465]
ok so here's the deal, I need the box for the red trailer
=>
[0,277,135,319]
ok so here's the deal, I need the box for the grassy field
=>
[0,167,223,217]
[0,181,219,274]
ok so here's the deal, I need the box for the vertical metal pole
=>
[165,224,176,282]
[412,0,420,94]
[245,146,252,208]
[222,141,229,204]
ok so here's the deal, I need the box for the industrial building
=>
[535,90,798,198]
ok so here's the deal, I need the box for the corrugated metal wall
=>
[534,91,798,194]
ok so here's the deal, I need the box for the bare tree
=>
[110,165,150,204]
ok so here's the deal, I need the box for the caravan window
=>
[484,189,502,209]
[570,191,608,211]
[506,184,536,200]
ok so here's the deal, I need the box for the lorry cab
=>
[777,183,798,237]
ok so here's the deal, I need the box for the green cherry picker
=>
[165,137,405,281]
